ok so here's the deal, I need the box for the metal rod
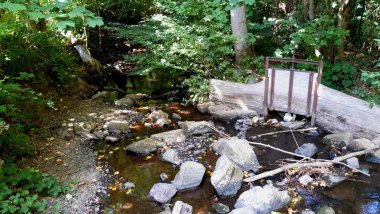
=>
[306,72,314,116]
[263,57,270,115]
[270,68,276,110]
[288,69,295,112]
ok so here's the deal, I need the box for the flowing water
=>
[97,102,380,214]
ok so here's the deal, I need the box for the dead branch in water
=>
[250,127,318,139]
[244,146,380,182]
[209,125,374,177]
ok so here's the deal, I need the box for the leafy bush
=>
[0,161,72,213]
[322,62,357,90]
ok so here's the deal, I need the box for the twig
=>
[244,146,380,182]
[250,127,318,139]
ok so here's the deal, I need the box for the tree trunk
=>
[336,0,353,59]
[230,5,249,70]
[308,0,315,20]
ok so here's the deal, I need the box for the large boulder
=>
[107,120,130,134]
[212,109,257,122]
[151,129,186,147]
[148,183,177,204]
[179,121,213,136]
[211,155,243,197]
[171,161,206,191]
[172,201,192,214]
[295,143,318,157]
[234,185,291,214]
[321,133,353,147]
[213,137,260,172]
[126,138,159,155]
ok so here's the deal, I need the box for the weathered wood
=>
[209,71,380,139]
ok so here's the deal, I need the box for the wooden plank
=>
[209,71,380,139]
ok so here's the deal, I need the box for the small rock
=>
[346,157,360,169]
[295,143,318,157]
[123,182,135,189]
[107,120,130,134]
[211,155,243,197]
[160,173,169,182]
[197,102,212,113]
[148,183,177,204]
[322,133,353,147]
[114,97,134,108]
[80,132,99,141]
[365,150,380,164]
[212,109,257,123]
[125,93,148,102]
[91,91,109,100]
[172,201,192,214]
[148,110,169,127]
[93,131,105,140]
[73,122,95,134]
[267,119,279,125]
[234,185,291,214]
[159,205,172,214]
[307,129,320,136]
[212,202,230,214]
[105,136,120,143]
[213,137,261,172]
[172,113,182,121]
[126,138,158,155]
[298,174,313,186]
[280,121,306,129]
[317,206,335,214]
[171,161,206,191]
[322,174,346,187]
[161,149,183,165]
[179,121,213,137]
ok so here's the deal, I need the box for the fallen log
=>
[209,74,380,139]
[243,146,380,182]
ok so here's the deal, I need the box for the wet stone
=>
[179,121,213,137]
[172,201,192,214]
[211,155,243,197]
[172,113,182,121]
[298,174,313,186]
[346,157,360,169]
[212,202,230,214]
[317,206,335,214]
[322,174,346,187]
[126,138,158,155]
[151,129,186,147]
[213,137,260,172]
[148,110,169,127]
[107,120,130,134]
[148,183,177,204]
[196,102,212,113]
[349,138,375,151]
[105,136,119,143]
[234,184,291,214]
[212,109,257,123]
[280,121,306,130]
[171,161,206,191]
[161,149,182,165]
[114,97,134,108]
[295,143,318,157]
[322,133,353,147]
[93,131,105,140]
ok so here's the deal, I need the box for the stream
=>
[91,101,380,214]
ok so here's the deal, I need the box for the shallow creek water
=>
[97,102,380,214]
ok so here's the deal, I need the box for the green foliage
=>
[0,161,72,213]
[0,0,103,30]
[86,0,156,24]
[0,13,77,84]
[323,62,357,90]
[276,16,348,59]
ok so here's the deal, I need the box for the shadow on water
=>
[99,102,380,214]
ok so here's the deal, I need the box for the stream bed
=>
[94,102,380,214]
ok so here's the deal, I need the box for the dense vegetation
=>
[0,0,379,212]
